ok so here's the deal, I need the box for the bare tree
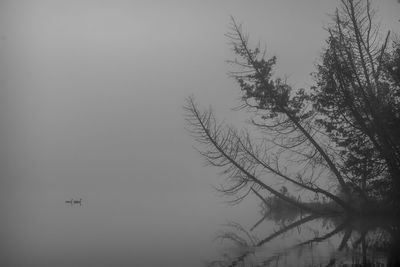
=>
[185,0,399,216]
[185,1,400,264]
[184,3,400,266]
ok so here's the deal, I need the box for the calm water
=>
[208,213,400,266]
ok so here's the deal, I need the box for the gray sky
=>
[0,1,399,266]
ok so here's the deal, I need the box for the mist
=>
[0,1,399,266]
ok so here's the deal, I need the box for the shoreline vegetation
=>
[184,0,400,266]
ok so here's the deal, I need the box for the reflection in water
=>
[207,203,400,267]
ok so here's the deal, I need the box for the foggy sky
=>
[0,1,399,266]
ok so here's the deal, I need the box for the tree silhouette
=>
[314,0,400,205]
[185,0,399,216]
[185,1,400,264]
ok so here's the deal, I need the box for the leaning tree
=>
[185,0,400,218]
[185,1,400,265]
